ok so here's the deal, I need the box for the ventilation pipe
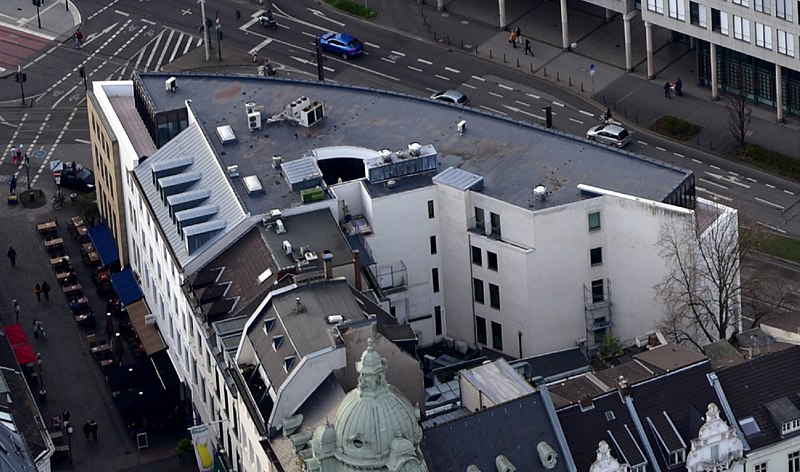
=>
[467,466,482,472]
[495,455,517,472]
[537,441,558,469]
[323,250,334,279]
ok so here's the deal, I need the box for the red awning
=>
[13,343,36,365]
[5,324,28,347]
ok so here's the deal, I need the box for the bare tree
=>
[725,67,752,149]
[655,207,743,350]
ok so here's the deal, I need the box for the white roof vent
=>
[304,251,318,262]
[408,142,421,156]
[275,219,286,234]
[326,314,344,324]
[537,442,558,469]
[245,101,257,114]
[165,77,177,92]
[534,185,548,201]
[272,155,283,169]
[226,165,239,178]
[282,240,292,255]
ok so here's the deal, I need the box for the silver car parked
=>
[586,124,631,148]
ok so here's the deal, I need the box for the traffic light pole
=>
[34,0,41,29]
[199,0,210,61]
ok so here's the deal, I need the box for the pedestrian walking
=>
[61,410,70,423]
[252,51,258,63]
[10,147,20,165]
[89,420,98,441]
[38,322,45,339]
[509,29,519,48]
[13,300,20,324]
[664,81,671,99]
[42,281,51,301]
[9,175,16,194]
[83,420,91,440]
[675,77,683,97]
[7,247,16,267]
[34,284,41,302]
[74,29,83,48]
[524,38,534,56]
[32,319,41,339]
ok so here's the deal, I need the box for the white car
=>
[586,124,631,148]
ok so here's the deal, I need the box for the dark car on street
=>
[56,167,95,191]
[319,32,364,59]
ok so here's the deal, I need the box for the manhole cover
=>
[32,150,46,159]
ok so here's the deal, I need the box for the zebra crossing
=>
[129,26,203,73]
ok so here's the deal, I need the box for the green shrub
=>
[731,144,800,184]
[322,0,377,18]
[649,115,703,141]
[743,228,800,264]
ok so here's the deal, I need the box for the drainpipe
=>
[353,250,362,291]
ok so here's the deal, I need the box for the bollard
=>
[635,114,639,124]
[544,67,547,77]
[503,53,507,63]
[557,71,560,81]
[613,102,617,111]
[447,35,450,45]
[581,82,584,92]
[517,58,520,67]
[461,39,464,48]
[569,77,572,86]
[490,49,493,58]
[530,63,533,73]
[624,108,627,117]
[603,95,606,104]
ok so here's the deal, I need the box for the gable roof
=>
[422,390,572,472]
[715,345,800,450]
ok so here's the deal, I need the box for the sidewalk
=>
[367,0,800,161]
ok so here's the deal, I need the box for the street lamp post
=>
[24,154,30,191]
[34,0,42,29]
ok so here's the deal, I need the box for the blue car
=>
[319,32,364,59]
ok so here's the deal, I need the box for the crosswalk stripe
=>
[144,31,164,71]
[183,36,194,54]
[169,33,184,63]
[155,29,175,71]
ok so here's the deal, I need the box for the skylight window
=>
[264,317,276,333]
[272,335,284,351]
[739,417,761,437]
[283,356,295,372]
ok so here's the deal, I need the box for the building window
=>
[592,279,605,302]
[427,200,435,218]
[489,284,501,309]
[588,211,601,231]
[648,0,665,14]
[776,0,793,19]
[792,452,800,472]
[491,321,503,351]
[754,462,767,472]
[785,420,800,434]
[590,247,603,265]
[733,15,751,42]
[430,235,437,255]
[755,0,771,13]
[432,268,440,293]
[473,278,485,304]
[490,212,501,238]
[476,316,487,344]
[756,22,773,48]
[487,251,498,271]
[475,207,485,230]
[690,2,707,26]
[669,0,686,20]
[434,306,443,335]
[733,0,750,6]
[778,30,795,56]
[471,246,482,266]
[712,8,728,34]
[668,449,686,466]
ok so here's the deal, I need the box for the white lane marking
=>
[746,177,757,183]
[445,67,460,74]
[183,35,194,54]
[766,183,776,189]
[425,87,438,93]
[637,140,648,146]
[141,18,156,25]
[417,58,433,65]
[498,83,513,91]
[462,83,476,89]
[710,164,721,170]
[115,10,130,16]
[307,7,346,26]
[756,221,787,234]
[696,187,733,201]
[692,158,702,164]
[144,31,164,71]
[569,117,583,124]
[480,105,507,115]
[728,171,739,176]
[501,105,543,120]
[133,46,147,70]
[526,93,540,99]
[364,42,380,49]
[488,92,503,98]
[289,56,335,72]
[168,34,184,63]
[755,197,785,210]
[251,38,273,53]
[75,139,91,144]
[579,110,594,117]
[785,189,795,195]
[515,100,529,107]
[705,171,750,189]
[674,152,684,158]
[434,74,450,81]
[381,57,396,64]
[655,146,666,152]
[391,50,405,56]
[698,178,728,190]
[155,29,174,70]
[471,75,486,81]
[408,65,423,72]
[552,101,565,107]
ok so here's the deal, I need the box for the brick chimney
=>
[322,250,334,279]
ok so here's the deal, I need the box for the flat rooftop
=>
[135,73,692,216]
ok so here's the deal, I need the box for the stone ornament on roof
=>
[686,403,744,472]
[589,441,630,472]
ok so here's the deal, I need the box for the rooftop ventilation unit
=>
[408,142,421,156]
[245,101,257,114]
[326,315,343,324]
[242,175,265,196]
[282,240,292,255]
[365,143,437,183]
[215,125,237,145]
[275,219,286,234]
[248,111,262,131]
[537,442,558,469]
[272,155,283,169]
[165,77,177,92]
[534,185,548,201]
[226,165,239,178]
[144,314,157,324]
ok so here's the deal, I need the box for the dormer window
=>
[782,419,800,435]
[264,317,276,333]
[668,449,686,467]
[272,335,284,351]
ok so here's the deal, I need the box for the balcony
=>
[369,260,408,294]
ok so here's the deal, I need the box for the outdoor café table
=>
[56,272,71,284]
[37,221,57,234]
[50,256,69,267]
[91,343,111,355]
[75,313,93,324]
[71,216,84,227]
[76,225,88,240]
[44,238,64,250]
[86,251,100,264]
[63,284,82,296]
[81,243,95,254]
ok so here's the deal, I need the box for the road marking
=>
[445,67,460,74]
[766,183,776,189]
[579,110,594,117]
[655,146,666,152]
[391,50,405,56]
[696,187,733,201]
[75,139,91,144]
[552,101,564,107]
[705,171,750,189]
[181,8,192,15]
[417,58,433,65]
[462,83,476,89]
[141,18,155,25]
[515,100,529,107]
[699,178,728,190]
[434,74,450,81]
[709,164,720,170]
[155,29,175,70]
[115,10,130,16]
[307,7,346,26]
[408,65,422,72]
[569,117,583,124]
[251,38,273,54]
[480,105,507,115]
[526,93,540,99]
[636,141,648,146]
[785,189,795,195]
[183,35,194,54]
[756,221,787,234]
[755,197,785,210]
[728,171,739,176]
[144,31,165,71]
[692,158,702,164]
[471,75,485,81]
[381,57,396,64]
[501,105,542,120]
[364,42,380,49]
[673,152,684,158]
[498,83,513,91]
[133,47,146,71]
[488,92,503,98]
[746,177,757,183]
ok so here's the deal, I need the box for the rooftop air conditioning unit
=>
[326,315,343,324]
[144,314,157,325]
[282,240,292,255]
[275,219,286,234]
[304,251,318,262]
[165,77,177,92]
[272,155,283,169]
[226,165,239,178]
[248,111,262,131]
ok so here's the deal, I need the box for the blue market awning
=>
[111,268,143,306]
[87,223,120,267]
